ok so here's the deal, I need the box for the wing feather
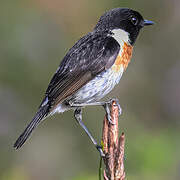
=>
[42,32,120,111]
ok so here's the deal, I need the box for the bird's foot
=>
[103,98,122,124]
[96,145,105,157]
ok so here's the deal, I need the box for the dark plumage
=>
[14,33,120,149]
[14,8,154,150]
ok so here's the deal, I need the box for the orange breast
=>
[112,42,133,72]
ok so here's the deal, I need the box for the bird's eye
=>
[131,17,138,26]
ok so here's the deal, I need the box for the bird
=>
[14,8,154,156]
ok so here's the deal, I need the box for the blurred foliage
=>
[1,167,29,180]
[0,0,180,179]
[72,174,97,180]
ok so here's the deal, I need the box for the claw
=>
[110,98,122,116]
[96,145,105,157]
[103,102,115,125]
[106,112,115,125]
[103,98,122,125]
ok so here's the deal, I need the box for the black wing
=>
[13,31,120,149]
[45,31,120,110]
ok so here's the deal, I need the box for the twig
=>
[102,100,125,180]
[99,156,103,180]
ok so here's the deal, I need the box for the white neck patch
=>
[111,29,130,46]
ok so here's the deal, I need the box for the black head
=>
[94,8,154,45]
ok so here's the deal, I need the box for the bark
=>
[102,100,125,180]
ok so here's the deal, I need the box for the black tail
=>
[13,104,49,150]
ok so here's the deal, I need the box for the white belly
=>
[52,65,124,114]
[71,64,124,103]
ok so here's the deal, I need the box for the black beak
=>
[143,19,154,26]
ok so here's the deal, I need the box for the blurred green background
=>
[1,0,180,179]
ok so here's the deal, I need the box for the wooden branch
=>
[102,100,125,180]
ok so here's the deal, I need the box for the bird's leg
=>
[74,108,105,157]
[70,98,122,124]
